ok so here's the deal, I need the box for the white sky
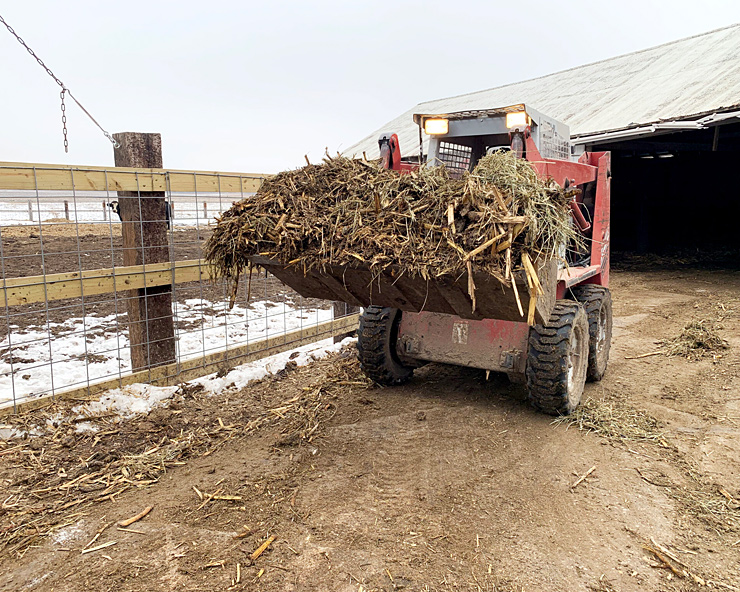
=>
[2,0,740,173]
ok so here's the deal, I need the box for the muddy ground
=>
[0,267,739,592]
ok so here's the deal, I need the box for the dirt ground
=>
[0,267,739,592]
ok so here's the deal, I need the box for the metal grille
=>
[438,142,472,178]
[539,119,570,160]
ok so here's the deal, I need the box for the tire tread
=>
[526,300,588,415]
[357,306,413,385]
[571,285,612,382]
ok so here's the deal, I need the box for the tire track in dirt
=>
[1,270,739,591]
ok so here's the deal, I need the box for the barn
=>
[346,24,740,256]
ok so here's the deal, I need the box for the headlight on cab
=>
[505,111,529,129]
[423,118,449,135]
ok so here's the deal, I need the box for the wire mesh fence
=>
[0,163,358,412]
[0,194,230,225]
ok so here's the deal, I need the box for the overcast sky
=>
[2,1,740,173]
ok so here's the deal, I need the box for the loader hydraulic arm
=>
[378,133,402,171]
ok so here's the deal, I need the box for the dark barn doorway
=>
[588,120,740,264]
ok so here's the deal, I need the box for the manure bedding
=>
[205,151,578,305]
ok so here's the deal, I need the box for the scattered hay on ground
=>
[612,248,740,271]
[556,397,740,533]
[659,319,729,360]
[553,397,666,444]
[0,351,367,557]
[205,152,578,304]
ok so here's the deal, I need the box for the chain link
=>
[60,89,68,152]
[0,14,120,151]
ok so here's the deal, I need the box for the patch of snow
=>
[0,425,36,439]
[0,197,234,227]
[0,298,332,405]
[51,521,85,545]
[26,573,51,589]
[72,383,179,419]
[74,422,98,434]
[192,336,356,394]
[3,336,357,435]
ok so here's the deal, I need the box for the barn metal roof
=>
[345,24,740,158]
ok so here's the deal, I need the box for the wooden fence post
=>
[64,200,69,220]
[113,132,176,371]
[28,200,33,222]
[332,301,360,343]
[102,200,107,221]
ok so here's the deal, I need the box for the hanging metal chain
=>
[0,13,119,151]
[60,89,68,152]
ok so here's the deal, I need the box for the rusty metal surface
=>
[346,25,740,159]
[252,258,558,325]
[397,312,530,373]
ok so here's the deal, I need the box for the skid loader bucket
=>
[250,257,558,324]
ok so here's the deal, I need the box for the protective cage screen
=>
[438,142,473,178]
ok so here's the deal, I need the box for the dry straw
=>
[659,319,728,359]
[205,151,579,305]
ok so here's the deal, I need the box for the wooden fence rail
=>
[0,161,268,193]
[0,259,213,307]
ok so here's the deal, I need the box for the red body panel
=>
[523,136,611,290]
[586,152,611,288]
[389,134,403,171]
[398,312,530,373]
[525,135,597,185]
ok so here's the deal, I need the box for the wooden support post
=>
[203,201,208,223]
[712,126,720,151]
[28,200,33,222]
[102,200,107,221]
[64,200,70,220]
[113,132,176,371]
[332,301,360,343]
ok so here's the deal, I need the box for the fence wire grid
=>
[0,164,358,412]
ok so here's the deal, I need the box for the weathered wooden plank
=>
[0,313,360,416]
[0,260,212,307]
[0,161,267,193]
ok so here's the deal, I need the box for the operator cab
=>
[413,104,595,268]
[413,104,572,177]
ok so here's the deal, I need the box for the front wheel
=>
[357,306,413,385]
[526,300,589,415]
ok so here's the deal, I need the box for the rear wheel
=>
[571,285,612,382]
[357,306,413,385]
[526,300,589,415]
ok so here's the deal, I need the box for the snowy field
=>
[0,298,333,407]
[0,191,239,226]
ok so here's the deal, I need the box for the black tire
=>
[526,300,589,415]
[357,306,413,385]
[571,285,612,382]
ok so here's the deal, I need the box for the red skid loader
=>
[255,104,612,415]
